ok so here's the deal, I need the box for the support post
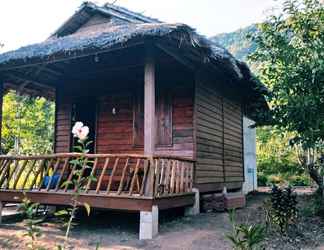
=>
[144,46,156,156]
[139,205,159,240]
[184,188,200,215]
[143,45,156,197]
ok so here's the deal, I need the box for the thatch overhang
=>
[0,21,269,123]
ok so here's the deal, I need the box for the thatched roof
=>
[0,2,269,122]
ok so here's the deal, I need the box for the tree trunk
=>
[307,163,324,198]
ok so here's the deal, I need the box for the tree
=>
[249,0,324,194]
[2,91,55,155]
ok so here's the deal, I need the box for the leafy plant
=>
[226,210,266,250]
[55,122,96,249]
[265,185,298,233]
[18,195,45,250]
[249,0,324,196]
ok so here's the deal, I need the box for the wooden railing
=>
[0,153,194,198]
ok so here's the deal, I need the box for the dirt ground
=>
[0,191,324,250]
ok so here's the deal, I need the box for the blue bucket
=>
[42,175,60,189]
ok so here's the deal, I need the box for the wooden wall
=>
[54,82,194,158]
[194,77,244,191]
[54,92,72,153]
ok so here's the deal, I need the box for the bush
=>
[257,173,268,187]
[288,175,311,187]
[265,185,298,233]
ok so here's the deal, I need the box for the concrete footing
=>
[184,188,200,216]
[139,205,159,240]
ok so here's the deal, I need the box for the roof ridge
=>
[102,2,162,23]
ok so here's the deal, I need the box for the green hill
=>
[210,24,258,62]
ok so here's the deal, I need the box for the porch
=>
[0,153,195,211]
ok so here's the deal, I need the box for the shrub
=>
[288,175,311,187]
[265,185,298,233]
[257,173,268,187]
[226,210,266,250]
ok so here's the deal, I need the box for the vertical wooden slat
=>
[38,159,53,191]
[13,160,28,189]
[106,158,119,194]
[55,158,70,191]
[170,160,176,194]
[21,160,37,190]
[96,157,110,193]
[46,158,61,191]
[175,161,180,194]
[164,159,171,194]
[117,158,130,195]
[0,159,12,188]
[154,159,160,196]
[180,162,185,193]
[185,163,190,192]
[140,159,149,196]
[85,157,99,193]
[29,159,46,190]
[128,159,141,195]
[6,159,19,189]
[64,162,76,192]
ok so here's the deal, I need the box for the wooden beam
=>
[156,42,195,70]
[6,71,55,91]
[144,45,156,155]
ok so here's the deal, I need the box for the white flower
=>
[72,122,89,141]
[78,126,89,141]
[72,122,83,136]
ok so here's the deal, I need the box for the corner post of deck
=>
[184,188,200,216]
[139,205,159,240]
[144,42,156,156]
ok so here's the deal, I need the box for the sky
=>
[0,0,281,52]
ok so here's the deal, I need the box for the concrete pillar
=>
[139,205,158,240]
[243,116,257,194]
[184,188,200,216]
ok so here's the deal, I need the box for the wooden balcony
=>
[0,153,195,211]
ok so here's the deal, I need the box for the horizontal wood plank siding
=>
[96,93,142,154]
[55,93,71,153]
[195,78,244,186]
[223,99,243,182]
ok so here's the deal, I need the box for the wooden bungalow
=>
[0,2,268,239]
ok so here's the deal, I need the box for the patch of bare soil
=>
[0,192,323,250]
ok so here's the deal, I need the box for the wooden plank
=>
[96,157,110,193]
[117,158,130,195]
[128,159,141,195]
[13,160,28,189]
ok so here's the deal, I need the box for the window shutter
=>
[156,90,173,146]
[133,90,144,147]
